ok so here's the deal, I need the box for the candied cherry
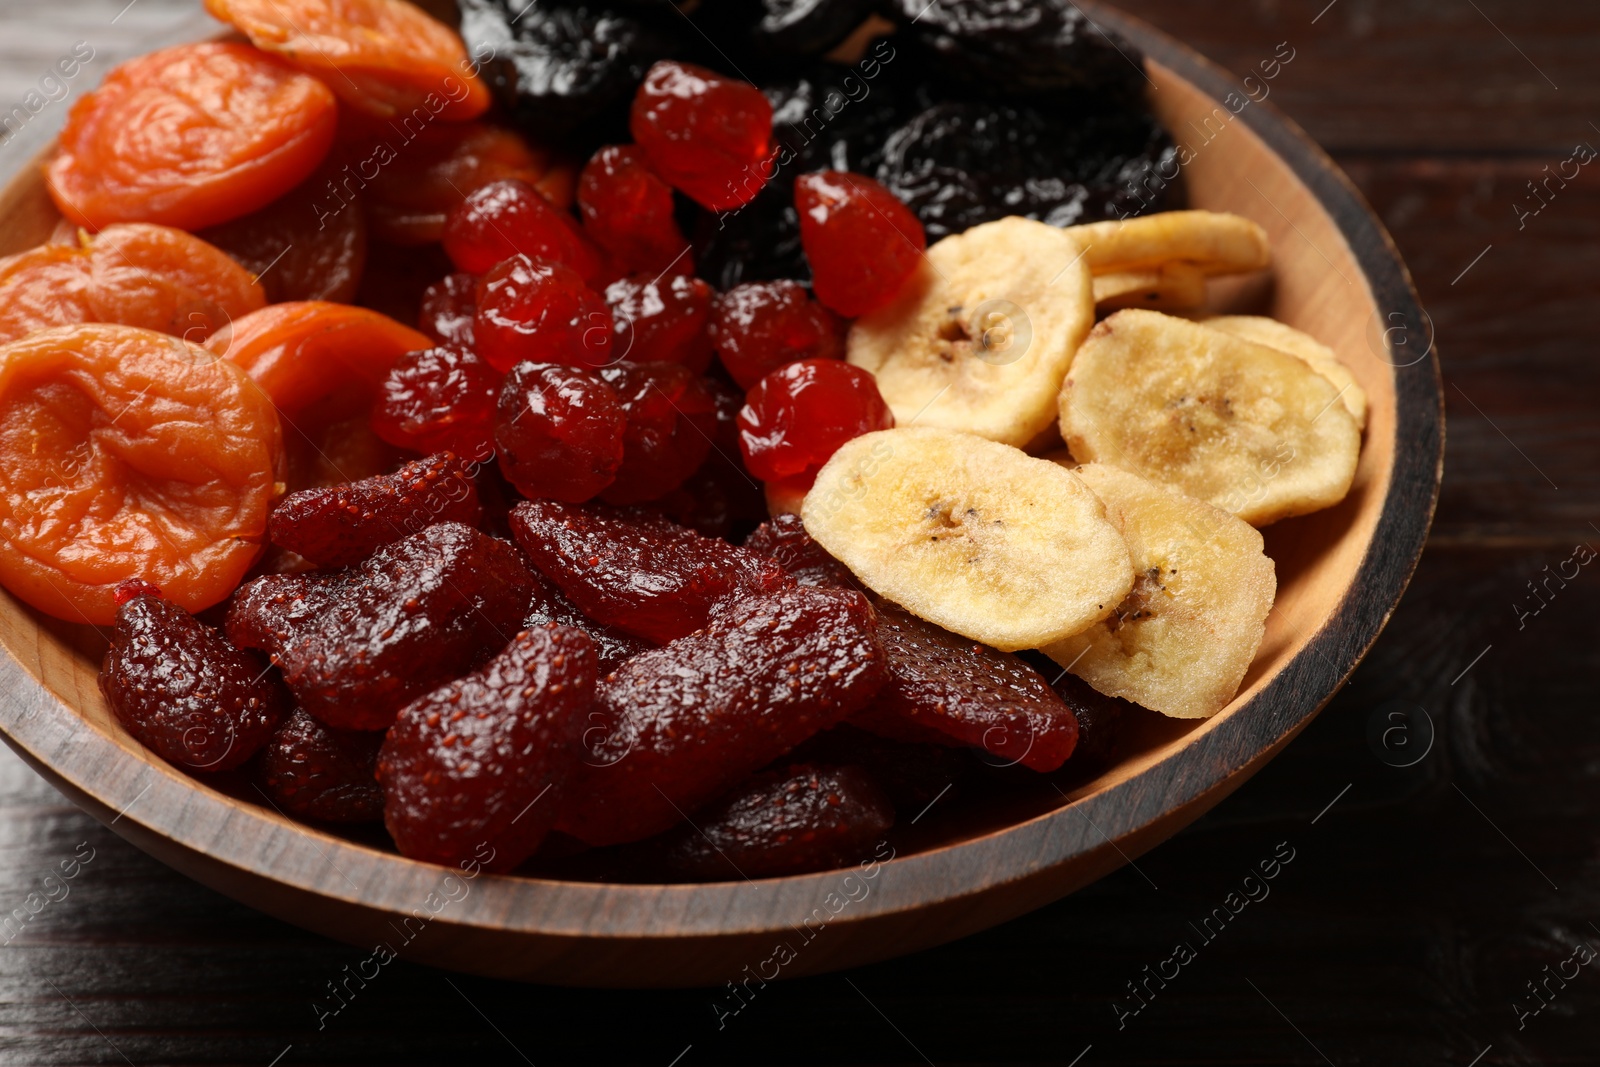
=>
[417,273,478,349]
[370,345,499,460]
[708,280,845,390]
[795,170,926,317]
[738,358,894,484]
[475,254,614,373]
[606,274,713,372]
[578,145,691,276]
[629,60,774,212]
[596,361,716,505]
[494,362,626,503]
[443,179,604,282]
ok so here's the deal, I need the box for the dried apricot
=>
[0,324,284,625]
[205,0,492,122]
[0,225,266,347]
[46,43,338,231]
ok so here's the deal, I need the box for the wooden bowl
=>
[0,5,1442,987]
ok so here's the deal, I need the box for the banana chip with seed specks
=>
[1058,309,1361,526]
[1202,314,1367,430]
[1093,263,1208,313]
[1042,462,1276,720]
[1066,210,1270,277]
[802,427,1133,651]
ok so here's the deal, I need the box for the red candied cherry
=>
[579,145,692,277]
[596,361,716,505]
[709,280,845,389]
[738,358,894,484]
[606,274,713,373]
[418,272,478,349]
[796,171,926,317]
[444,179,605,284]
[630,60,774,212]
[495,362,626,503]
[371,346,500,461]
[475,254,614,372]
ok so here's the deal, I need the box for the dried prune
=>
[379,623,596,870]
[744,513,857,590]
[370,345,499,461]
[876,100,1182,240]
[658,763,894,880]
[864,601,1079,771]
[101,587,287,772]
[524,567,653,673]
[268,453,482,568]
[596,361,716,505]
[753,0,879,56]
[556,586,886,845]
[227,522,535,730]
[509,499,790,644]
[258,708,384,823]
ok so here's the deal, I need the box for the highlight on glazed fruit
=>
[0,0,1368,883]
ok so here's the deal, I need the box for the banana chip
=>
[1202,315,1367,430]
[1094,263,1207,313]
[1042,463,1275,720]
[1059,310,1361,526]
[1066,210,1270,277]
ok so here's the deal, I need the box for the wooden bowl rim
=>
[0,4,1443,945]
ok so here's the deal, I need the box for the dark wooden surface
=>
[1,1,1595,1063]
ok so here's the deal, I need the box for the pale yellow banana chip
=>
[1202,315,1367,430]
[1042,463,1275,719]
[1066,210,1270,276]
[1094,263,1208,313]
[802,427,1133,651]
[1058,310,1361,526]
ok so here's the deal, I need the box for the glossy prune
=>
[744,513,857,590]
[227,522,536,730]
[508,499,790,644]
[101,588,287,772]
[268,452,482,569]
[258,708,384,823]
[658,763,894,880]
[379,623,596,870]
[753,0,879,56]
[556,586,887,845]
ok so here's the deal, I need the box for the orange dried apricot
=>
[0,224,267,347]
[46,43,338,232]
[204,0,492,122]
[0,324,284,626]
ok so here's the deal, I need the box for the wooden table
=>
[1,1,1595,1063]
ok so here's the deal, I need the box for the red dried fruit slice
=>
[556,586,887,845]
[370,345,498,461]
[418,273,478,348]
[508,499,790,644]
[861,601,1080,772]
[524,568,654,674]
[226,522,535,730]
[268,452,481,568]
[744,513,858,590]
[596,361,716,505]
[658,374,766,539]
[258,708,385,823]
[709,280,844,390]
[494,362,625,503]
[658,763,894,880]
[607,274,713,372]
[100,587,288,772]
[378,623,596,871]
[578,145,692,277]
[795,170,926,317]
[630,61,774,211]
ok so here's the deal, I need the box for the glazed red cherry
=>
[596,361,716,505]
[579,145,691,276]
[371,346,499,461]
[738,359,894,483]
[418,272,478,348]
[475,254,614,372]
[709,280,845,389]
[630,60,774,212]
[444,179,605,283]
[495,362,626,503]
[606,274,713,373]
[795,171,926,317]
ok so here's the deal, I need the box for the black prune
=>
[753,0,879,57]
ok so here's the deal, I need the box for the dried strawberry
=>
[258,709,384,823]
[596,361,717,505]
[268,453,483,569]
[744,513,858,590]
[658,763,894,880]
[508,499,791,644]
[227,523,536,730]
[379,623,597,871]
[370,347,500,461]
[524,567,654,673]
[556,586,886,845]
[101,589,287,772]
[791,723,970,813]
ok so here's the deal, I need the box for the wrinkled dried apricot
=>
[46,43,337,231]
[205,0,492,122]
[0,225,266,348]
[0,324,284,625]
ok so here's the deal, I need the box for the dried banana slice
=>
[847,216,1095,448]
[1094,262,1207,313]
[1202,314,1367,430]
[1042,462,1276,719]
[1066,210,1270,276]
[1058,310,1361,526]
[802,427,1133,651]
